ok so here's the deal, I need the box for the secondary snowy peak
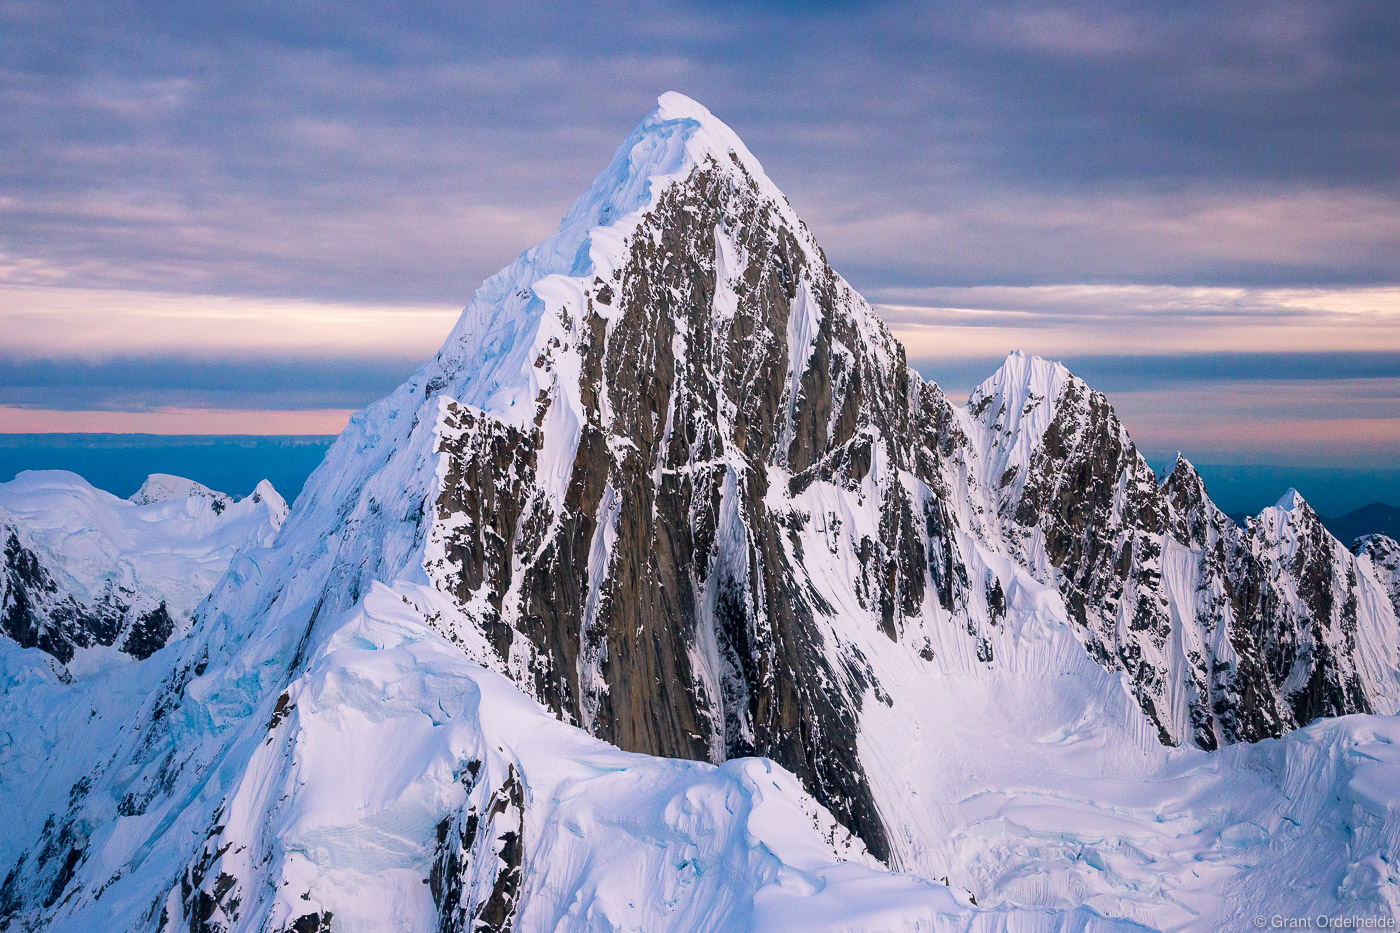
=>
[961,350,1084,505]
[0,470,285,662]
[1160,453,1226,547]
[1250,486,1330,563]
[968,350,1073,433]
[127,474,288,523]
[949,350,1400,749]
[1355,533,1400,616]
[129,473,230,508]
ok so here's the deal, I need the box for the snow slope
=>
[0,577,1139,932]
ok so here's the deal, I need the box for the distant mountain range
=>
[0,471,286,662]
[0,433,334,502]
[1321,502,1400,544]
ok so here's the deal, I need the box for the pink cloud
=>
[0,406,354,435]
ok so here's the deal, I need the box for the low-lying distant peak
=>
[130,473,230,508]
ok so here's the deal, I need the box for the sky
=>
[1,0,1397,478]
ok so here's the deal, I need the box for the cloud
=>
[0,406,353,434]
[0,285,459,359]
[1108,380,1400,469]
[0,0,1396,305]
[880,284,1400,362]
[0,0,1396,467]
[0,355,423,412]
[0,279,1392,470]
[817,188,1400,292]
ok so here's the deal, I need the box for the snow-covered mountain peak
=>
[1160,452,1221,542]
[1356,533,1400,615]
[1161,452,1214,502]
[1164,448,1209,498]
[1250,487,1321,545]
[968,350,1075,427]
[963,349,1080,489]
[246,478,289,523]
[1169,450,1196,476]
[8,94,1400,932]
[429,125,675,406]
[1275,486,1307,512]
[429,92,793,415]
[973,349,1072,399]
[653,91,780,198]
[129,473,230,508]
[127,472,286,528]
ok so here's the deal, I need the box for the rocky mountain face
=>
[0,513,173,662]
[959,355,1400,749]
[0,472,286,663]
[2,93,1399,932]
[410,92,1399,821]
[1357,534,1400,617]
[423,138,932,858]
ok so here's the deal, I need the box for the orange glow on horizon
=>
[0,407,355,435]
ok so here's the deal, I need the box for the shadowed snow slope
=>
[2,93,1399,932]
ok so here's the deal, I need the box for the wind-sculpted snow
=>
[856,615,1400,927]
[3,92,1400,931]
[0,471,286,662]
[0,581,1145,932]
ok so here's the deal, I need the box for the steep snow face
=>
[0,471,286,662]
[962,349,1074,509]
[5,92,1400,932]
[1356,534,1400,616]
